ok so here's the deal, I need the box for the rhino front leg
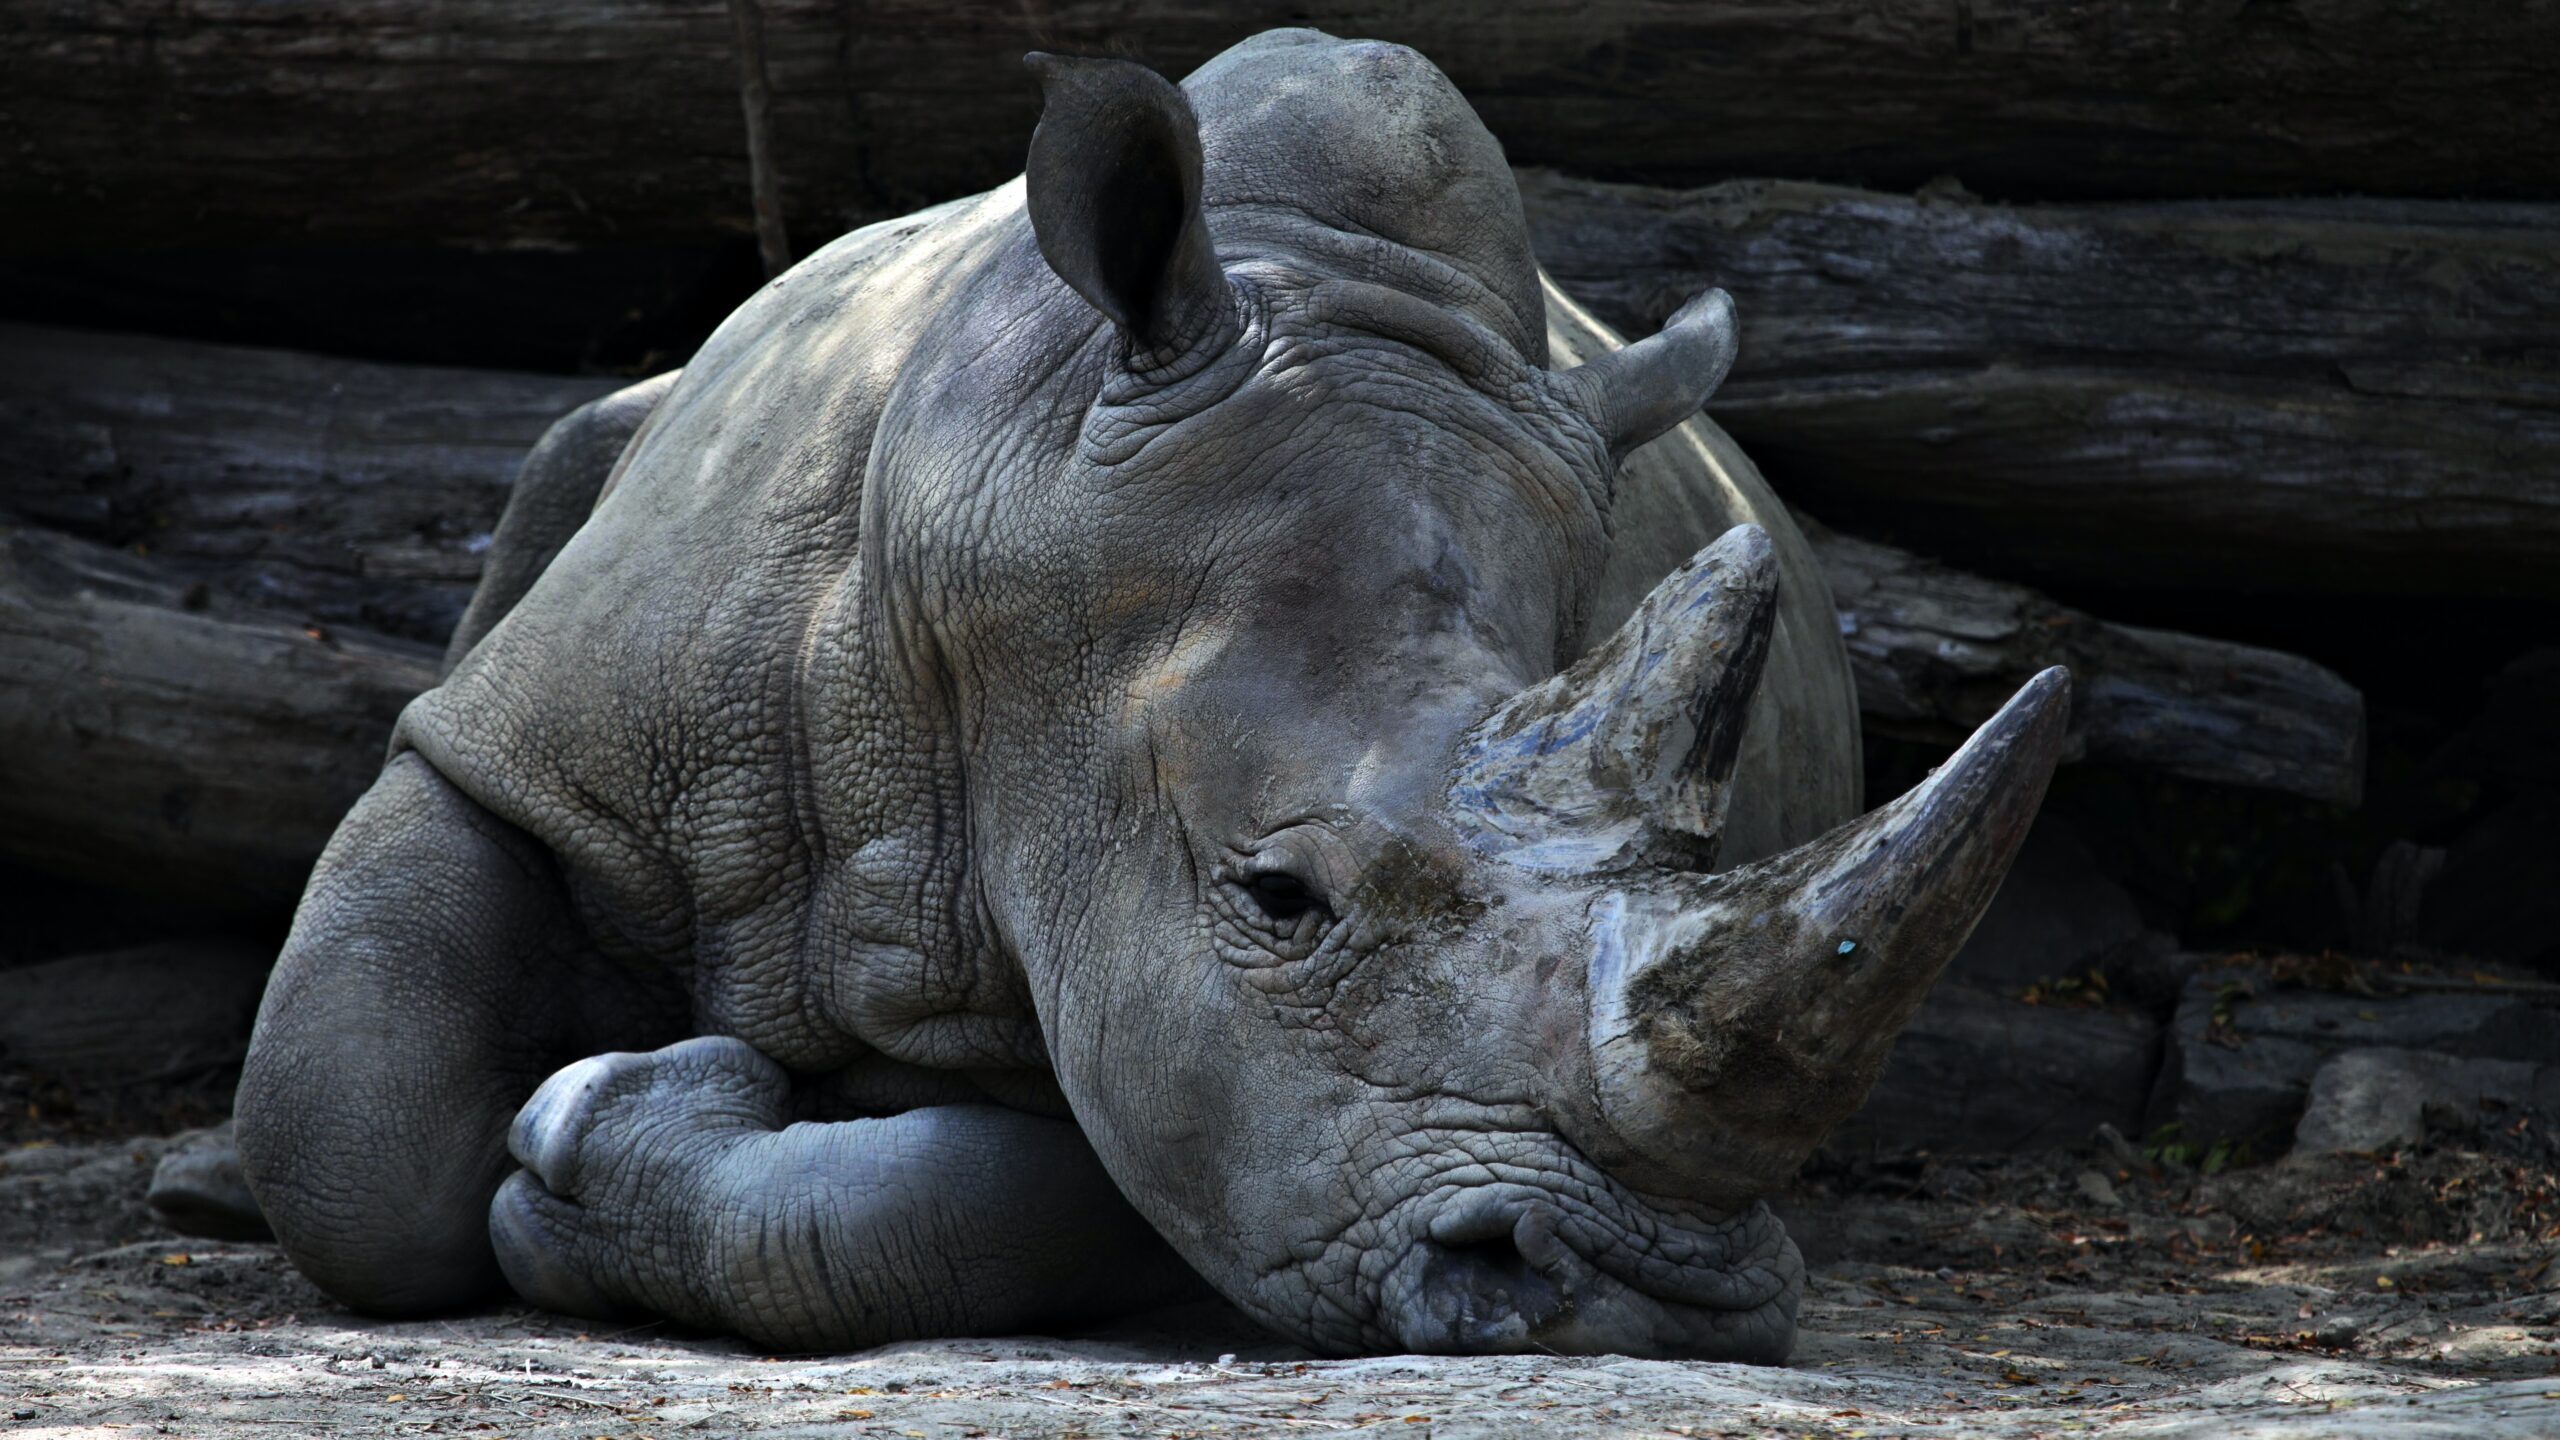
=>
[489,1037,1201,1350]
[236,751,673,1315]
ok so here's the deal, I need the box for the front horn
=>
[1579,667,2073,1206]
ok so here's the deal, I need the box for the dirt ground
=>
[4,1101,2558,1439]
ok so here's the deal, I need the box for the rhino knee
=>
[235,1046,513,1316]
[236,751,639,1316]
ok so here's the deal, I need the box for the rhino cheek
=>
[1027,911,1346,1300]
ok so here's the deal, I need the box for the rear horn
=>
[1449,523,1778,875]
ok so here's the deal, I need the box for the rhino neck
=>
[1186,29,1547,366]
[785,553,1056,1079]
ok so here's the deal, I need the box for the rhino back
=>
[1548,278,1864,864]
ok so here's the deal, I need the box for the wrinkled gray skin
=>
[237,30,2067,1361]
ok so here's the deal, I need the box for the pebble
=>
[2076,1169,2122,1207]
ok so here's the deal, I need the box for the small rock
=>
[147,1121,272,1242]
[2092,1121,2152,1176]
[2293,1051,2432,1154]
[2075,1169,2121,1208]
[1829,981,2160,1157]
[2293,1047,2560,1156]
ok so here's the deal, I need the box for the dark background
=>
[3,2,2555,1144]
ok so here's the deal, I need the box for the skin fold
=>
[237,29,2056,1361]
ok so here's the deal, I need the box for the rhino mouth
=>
[1375,1176,1800,1359]
[1254,1121,1802,1360]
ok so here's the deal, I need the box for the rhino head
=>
[876,37,2069,1359]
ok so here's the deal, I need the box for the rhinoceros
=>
[235,28,2066,1361]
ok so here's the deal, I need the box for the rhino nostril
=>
[1441,1236,1539,1299]
[1398,1197,1574,1354]
[1414,1233,1562,1351]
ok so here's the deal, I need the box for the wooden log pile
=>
[1520,172,2560,601]
[13,8,2553,970]
[0,325,2366,903]
[2,325,616,644]
[6,5,2552,1168]
[10,2,2558,255]
[0,522,438,909]
[1807,523,2362,804]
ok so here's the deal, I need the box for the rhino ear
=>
[1561,288,1740,458]
[1024,53,1237,365]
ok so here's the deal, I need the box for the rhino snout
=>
[1369,1182,1799,1360]
[1378,1190,1571,1354]
[1447,529,2072,1210]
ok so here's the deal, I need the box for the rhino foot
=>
[491,1036,783,1328]
[491,1036,1203,1350]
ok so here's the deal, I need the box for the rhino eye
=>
[1244,872,1325,925]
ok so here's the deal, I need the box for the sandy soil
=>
[4,1122,2557,1439]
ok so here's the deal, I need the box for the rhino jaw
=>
[1580,666,2072,1205]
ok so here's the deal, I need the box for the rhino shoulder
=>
[391,188,1035,1025]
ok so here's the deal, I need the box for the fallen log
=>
[1810,523,2365,806]
[0,940,271,1081]
[0,524,438,909]
[7,3,2558,254]
[1,325,2363,840]
[1521,172,2560,602]
[0,324,617,645]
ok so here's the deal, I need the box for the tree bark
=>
[1808,524,2365,806]
[0,324,616,645]
[0,524,438,910]
[8,3,2559,254]
[1521,172,2560,602]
